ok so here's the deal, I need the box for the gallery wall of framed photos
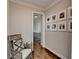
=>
[46,6,72,32]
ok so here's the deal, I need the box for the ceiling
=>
[16,0,59,8]
[20,0,56,8]
[10,0,60,10]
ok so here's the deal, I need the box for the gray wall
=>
[45,0,72,59]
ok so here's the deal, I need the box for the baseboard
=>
[44,48,61,59]
[45,46,67,59]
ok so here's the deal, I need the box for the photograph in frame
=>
[46,23,51,31]
[58,21,67,31]
[68,20,72,32]
[58,9,66,21]
[51,14,57,22]
[51,22,57,31]
[46,16,51,23]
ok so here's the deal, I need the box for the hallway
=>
[32,39,61,59]
[7,0,72,59]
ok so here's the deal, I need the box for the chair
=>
[8,34,24,59]
[8,34,32,59]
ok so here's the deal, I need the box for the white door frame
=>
[32,11,45,50]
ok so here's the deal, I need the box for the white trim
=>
[45,0,61,11]
[32,12,33,51]
[10,0,62,12]
[45,46,67,59]
[10,0,44,11]
[32,11,45,50]
[42,13,45,47]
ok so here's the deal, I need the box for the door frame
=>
[32,11,45,50]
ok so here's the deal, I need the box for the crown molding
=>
[9,0,61,12]
[10,0,45,11]
[45,0,61,11]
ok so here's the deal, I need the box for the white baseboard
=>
[45,46,67,59]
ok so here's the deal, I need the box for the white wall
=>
[45,0,72,59]
[8,1,43,43]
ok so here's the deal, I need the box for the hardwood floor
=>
[32,40,61,59]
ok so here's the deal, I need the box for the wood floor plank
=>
[32,40,61,59]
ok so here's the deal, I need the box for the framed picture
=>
[58,9,66,21]
[68,20,72,31]
[51,14,57,22]
[46,23,51,31]
[51,22,57,31]
[58,21,67,31]
[46,16,51,23]
[68,7,72,18]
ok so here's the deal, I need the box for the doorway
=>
[32,13,43,59]
[32,12,45,52]
[33,13,42,45]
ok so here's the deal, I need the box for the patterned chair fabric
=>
[8,34,24,59]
